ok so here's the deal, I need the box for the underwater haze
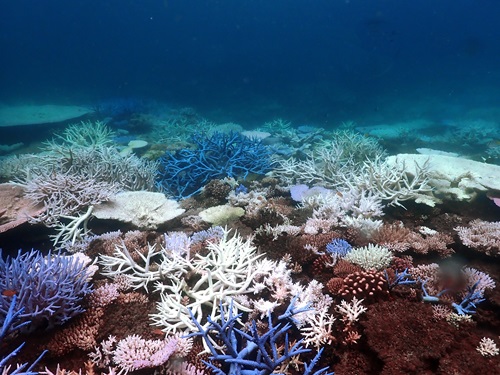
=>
[1,0,500,125]
[3,2,500,374]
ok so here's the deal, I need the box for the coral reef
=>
[1,114,500,375]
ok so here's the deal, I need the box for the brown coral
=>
[311,254,334,276]
[372,222,454,257]
[333,259,363,279]
[46,307,105,356]
[391,256,414,272]
[201,179,232,205]
[326,277,344,295]
[86,230,161,260]
[362,299,493,375]
[372,222,412,248]
[339,270,389,301]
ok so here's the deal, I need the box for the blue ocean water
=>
[1,0,499,126]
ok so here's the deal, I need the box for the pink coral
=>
[455,219,500,256]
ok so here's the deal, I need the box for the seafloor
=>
[0,104,499,375]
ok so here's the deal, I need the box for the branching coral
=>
[25,172,117,227]
[100,228,271,333]
[477,337,499,357]
[187,300,334,375]
[7,121,157,247]
[336,297,368,323]
[455,219,500,256]
[89,334,184,373]
[42,145,158,192]
[273,134,432,208]
[99,240,166,292]
[1,295,47,375]
[0,249,95,330]
[272,130,385,189]
[45,120,115,149]
[156,132,272,199]
[348,156,433,208]
[150,228,270,334]
[374,223,453,257]
[19,144,157,193]
[302,188,384,236]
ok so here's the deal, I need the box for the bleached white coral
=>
[302,188,384,235]
[304,218,336,235]
[89,335,117,368]
[336,297,368,323]
[301,309,336,349]
[99,241,164,292]
[476,337,499,357]
[350,155,432,208]
[340,216,383,237]
[150,228,268,334]
[344,243,393,271]
[255,221,302,240]
[455,219,500,256]
[253,259,294,302]
[99,230,197,292]
[253,298,280,319]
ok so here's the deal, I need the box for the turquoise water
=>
[1,0,499,127]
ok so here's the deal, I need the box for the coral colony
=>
[156,132,272,199]
[1,116,500,375]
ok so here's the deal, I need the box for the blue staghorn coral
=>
[156,131,272,199]
[0,249,93,331]
[187,299,334,375]
[0,295,47,375]
[325,238,352,258]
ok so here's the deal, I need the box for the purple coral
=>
[0,249,93,330]
[290,184,332,202]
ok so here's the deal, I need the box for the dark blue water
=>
[1,0,499,126]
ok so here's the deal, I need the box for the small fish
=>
[151,328,165,336]
[486,139,500,148]
[336,191,343,198]
[2,289,17,297]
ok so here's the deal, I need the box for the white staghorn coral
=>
[301,309,336,349]
[150,228,271,334]
[99,241,164,292]
[336,297,368,323]
[476,337,499,357]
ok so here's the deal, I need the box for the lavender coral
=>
[89,334,180,373]
[0,249,94,330]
